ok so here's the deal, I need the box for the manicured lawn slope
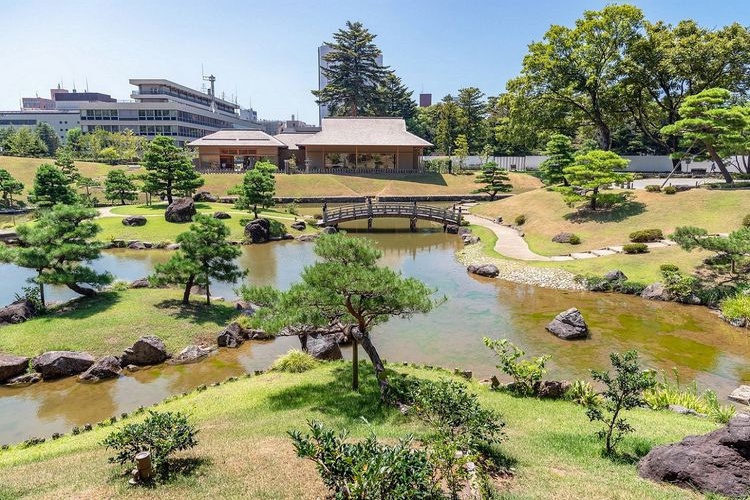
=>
[0,289,237,357]
[472,187,749,256]
[0,364,716,499]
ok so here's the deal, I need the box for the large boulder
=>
[638,413,750,498]
[306,333,343,361]
[604,270,628,282]
[120,336,169,366]
[298,233,319,242]
[552,232,575,243]
[641,283,671,301]
[32,351,95,380]
[546,308,589,340]
[0,353,30,383]
[537,380,571,399]
[729,385,750,405]
[5,372,42,387]
[0,299,36,325]
[217,323,244,348]
[467,263,500,278]
[213,211,231,220]
[244,218,271,243]
[445,224,460,234]
[129,278,150,289]
[122,215,147,227]
[78,355,122,383]
[193,191,217,202]
[165,197,196,223]
[170,344,215,365]
[290,220,306,231]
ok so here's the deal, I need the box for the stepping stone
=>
[591,249,617,257]
[549,255,575,261]
[646,242,669,248]
[607,246,624,253]
[570,252,598,260]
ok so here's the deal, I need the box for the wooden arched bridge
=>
[319,201,463,232]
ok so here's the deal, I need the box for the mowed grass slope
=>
[0,289,236,357]
[0,364,717,499]
[472,187,750,256]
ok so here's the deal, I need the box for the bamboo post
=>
[135,451,152,480]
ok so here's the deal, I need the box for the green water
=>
[0,219,748,443]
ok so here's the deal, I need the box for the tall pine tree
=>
[473,162,512,201]
[142,136,204,204]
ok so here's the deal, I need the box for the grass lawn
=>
[0,363,717,499]
[472,187,750,256]
[0,288,237,358]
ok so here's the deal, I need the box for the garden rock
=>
[165,197,196,223]
[6,372,42,387]
[729,385,750,405]
[467,263,500,278]
[32,351,95,379]
[638,413,750,498]
[78,355,122,383]
[461,234,480,245]
[0,299,36,324]
[546,308,589,340]
[552,232,575,243]
[244,218,270,243]
[641,283,671,301]
[213,211,231,219]
[537,380,571,399]
[290,221,306,231]
[321,226,337,234]
[170,344,215,365]
[305,333,343,361]
[121,215,147,227]
[120,336,169,366]
[604,270,628,282]
[217,322,244,348]
[234,300,257,315]
[193,191,217,202]
[298,233,318,242]
[166,243,181,250]
[445,224,459,234]
[668,404,705,417]
[0,353,30,382]
[127,241,146,250]
[129,278,150,289]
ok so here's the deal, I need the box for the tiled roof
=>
[188,129,286,147]
[298,117,432,147]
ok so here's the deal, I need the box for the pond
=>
[0,219,748,443]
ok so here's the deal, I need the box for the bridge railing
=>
[322,202,462,226]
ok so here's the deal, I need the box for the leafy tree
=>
[54,148,79,183]
[435,95,461,155]
[561,150,632,210]
[6,127,47,157]
[233,161,276,218]
[484,338,551,395]
[661,88,749,184]
[586,350,656,455]
[473,162,512,201]
[313,21,389,116]
[142,135,204,204]
[104,169,138,205]
[76,176,100,204]
[9,204,111,305]
[64,128,84,155]
[239,234,439,393]
[374,72,417,120]
[671,225,750,279]
[539,134,575,185]
[150,214,244,305]
[28,163,77,208]
[35,122,60,155]
[453,134,469,170]
[0,169,24,207]
[456,87,487,153]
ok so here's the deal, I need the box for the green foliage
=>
[234,161,277,218]
[453,134,469,169]
[483,338,550,396]
[13,285,45,314]
[671,225,750,278]
[629,229,663,242]
[456,87,487,153]
[514,214,526,226]
[720,294,750,324]
[35,122,59,155]
[0,168,24,207]
[435,96,462,155]
[271,350,320,373]
[102,410,198,481]
[142,136,204,204]
[151,214,245,305]
[28,163,77,208]
[586,350,656,456]
[473,162,512,200]
[663,185,677,194]
[374,72,417,121]
[104,169,138,205]
[660,269,699,302]
[54,148,79,183]
[289,420,440,499]
[743,214,750,227]
[622,243,648,254]
[566,380,601,407]
[312,21,389,117]
[659,264,679,273]
[5,126,48,157]
[540,134,575,185]
[643,370,735,424]
[644,185,661,192]
[561,150,633,211]
[569,234,581,245]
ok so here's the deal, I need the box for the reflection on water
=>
[1,218,749,443]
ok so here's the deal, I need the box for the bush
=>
[110,280,130,292]
[720,294,750,324]
[569,234,581,245]
[616,280,647,295]
[102,410,198,481]
[659,264,679,273]
[566,380,600,407]
[268,219,287,238]
[622,243,648,254]
[286,201,299,216]
[663,186,677,194]
[661,269,699,302]
[289,421,439,499]
[743,214,750,227]
[644,185,661,192]
[629,229,664,243]
[514,214,526,226]
[13,285,45,314]
[271,349,320,373]
[483,338,550,396]
[643,370,735,424]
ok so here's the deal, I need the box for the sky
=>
[1,0,748,124]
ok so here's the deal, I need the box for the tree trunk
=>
[706,144,734,184]
[182,274,195,305]
[350,328,388,395]
[590,187,598,211]
[66,282,96,297]
[204,274,211,306]
[37,275,45,308]
[253,204,258,219]
[352,339,359,391]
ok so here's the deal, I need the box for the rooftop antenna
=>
[72,80,77,93]
[85,77,89,92]
[202,73,216,113]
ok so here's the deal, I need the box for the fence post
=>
[322,202,328,224]
[458,206,463,225]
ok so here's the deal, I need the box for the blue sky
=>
[1,0,748,123]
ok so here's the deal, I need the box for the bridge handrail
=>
[322,202,462,225]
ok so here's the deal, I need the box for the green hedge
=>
[623,243,648,254]
[629,229,663,243]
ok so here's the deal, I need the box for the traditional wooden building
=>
[188,129,286,170]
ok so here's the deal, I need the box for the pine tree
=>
[142,136,204,204]
[28,164,78,208]
[456,87,487,153]
[313,21,389,116]
[435,95,461,155]
[0,169,24,208]
[374,72,417,119]
[54,148,80,183]
[233,161,276,218]
[104,169,138,205]
[539,134,575,185]
[35,122,60,155]
[473,162,512,201]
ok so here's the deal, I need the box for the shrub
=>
[569,234,581,245]
[629,229,664,243]
[514,214,526,226]
[643,370,735,424]
[268,219,287,238]
[13,285,45,314]
[659,264,679,273]
[661,269,699,302]
[743,214,750,227]
[615,280,647,295]
[271,349,320,373]
[644,185,661,192]
[110,280,130,292]
[586,350,656,456]
[622,243,648,254]
[720,294,750,324]
[663,186,677,194]
[289,421,439,498]
[102,410,198,481]
[286,201,299,216]
[483,338,550,396]
[566,380,600,407]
